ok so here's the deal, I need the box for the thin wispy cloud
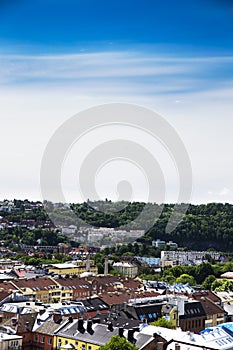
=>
[1,51,233,96]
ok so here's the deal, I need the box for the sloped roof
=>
[180,301,206,319]
[100,292,130,306]
[193,295,224,316]
[192,290,221,304]
[90,311,140,329]
[3,313,38,333]
[11,277,58,291]
[0,290,12,303]
[56,320,154,349]
[80,297,109,312]
[35,317,69,335]
[55,276,90,289]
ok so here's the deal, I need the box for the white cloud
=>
[0,49,233,203]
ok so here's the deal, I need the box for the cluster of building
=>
[161,250,222,267]
[0,200,54,232]
[63,226,145,247]
[152,240,178,249]
[109,249,223,278]
[0,273,233,349]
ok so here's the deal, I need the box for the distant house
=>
[112,262,138,277]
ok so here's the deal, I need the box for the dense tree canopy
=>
[2,200,233,252]
[99,336,138,350]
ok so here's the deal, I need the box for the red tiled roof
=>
[192,290,221,304]
[0,281,19,292]
[10,277,58,291]
[100,290,161,306]
[90,276,141,291]
[100,292,130,306]
[0,290,12,302]
[192,294,224,315]
[55,276,90,289]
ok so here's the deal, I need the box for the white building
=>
[141,324,233,350]
[113,262,138,278]
[161,250,220,266]
[0,333,22,350]
[61,225,77,235]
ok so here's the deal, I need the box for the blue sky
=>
[0,0,233,204]
[1,0,233,53]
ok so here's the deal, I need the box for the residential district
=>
[1,200,233,349]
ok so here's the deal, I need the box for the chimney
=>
[107,322,113,332]
[127,329,135,343]
[86,255,90,272]
[104,256,108,275]
[157,342,164,350]
[87,320,93,333]
[118,327,124,337]
[78,318,84,332]
[53,311,62,324]
[39,309,45,316]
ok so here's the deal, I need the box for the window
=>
[88,346,92,350]
[40,336,45,343]
[82,345,86,350]
[75,342,79,345]
[11,341,19,347]
[48,338,52,345]
[65,341,68,345]
[34,335,38,342]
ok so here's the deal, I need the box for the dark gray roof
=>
[126,302,162,322]
[57,321,118,346]
[180,301,206,319]
[90,311,140,329]
[56,319,154,348]
[80,297,109,312]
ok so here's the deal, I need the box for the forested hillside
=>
[67,201,233,251]
[1,200,233,251]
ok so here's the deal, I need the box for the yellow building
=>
[48,261,98,277]
[55,319,116,350]
[9,276,61,303]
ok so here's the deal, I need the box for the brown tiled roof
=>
[120,278,142,290]
[55,276,90,289]
[3,313,38,333]
[100,292,130,306]
[192,290,221,304]
[35,317,69,335]
[0,290,12,302]
[0,281,19,292]
[193,295,224,316]
[90,276,141,291]
[10,277,58,291]
[90,276,119,284]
